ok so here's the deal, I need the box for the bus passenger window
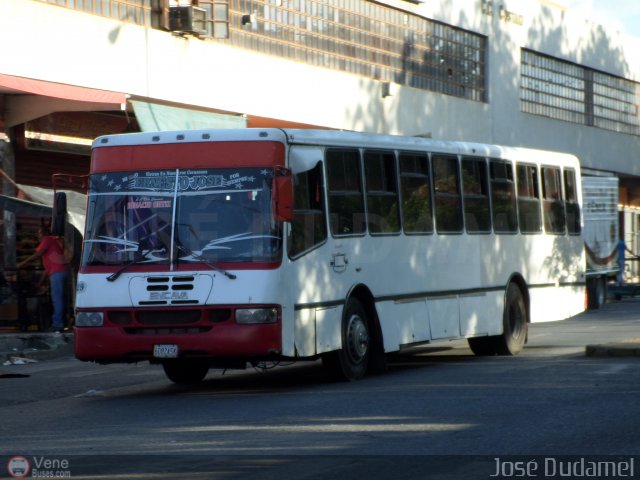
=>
[326,149,366,236]
[564,169,581,235]
[490,159,518,233]
[462,157,490,233]
[399,152,433,234]
[364,150,400,234]
[289,162,327,258]
[517,164,542,234]
[542,166,566,234]
[433,155,463,233]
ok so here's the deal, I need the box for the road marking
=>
[74,389,106,397]
[595,364,631,375]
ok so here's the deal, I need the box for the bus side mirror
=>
[51,192,67,236]
[273,168,293,223]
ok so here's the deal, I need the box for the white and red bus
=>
[72,129,585,383]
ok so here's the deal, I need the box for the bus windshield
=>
[82,167,282,267]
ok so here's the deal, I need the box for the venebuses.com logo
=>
[6,456,30,478]
[6,455,71,478]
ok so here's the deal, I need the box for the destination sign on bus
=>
[90,168,273,194]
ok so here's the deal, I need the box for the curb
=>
[1,332,74,364]
[585,338,640,357]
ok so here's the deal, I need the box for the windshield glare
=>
[82,168,282,267]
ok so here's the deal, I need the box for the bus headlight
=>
[236,308,278,324]
[76,311,104,327]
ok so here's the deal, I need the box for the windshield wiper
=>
[174,241,237,280]
[106,250,154,282]
[105,224,172,282]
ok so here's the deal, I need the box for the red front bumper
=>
[74,322,282,363]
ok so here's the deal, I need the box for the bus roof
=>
[92,128,580,168]
[92,128,290,148]
[282,129,580,167]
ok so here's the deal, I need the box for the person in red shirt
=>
[18,227,70,332]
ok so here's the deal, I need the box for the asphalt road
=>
[2,300,640,479]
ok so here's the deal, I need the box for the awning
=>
[0,195,51,218]
[0,73,127,127]
[131,101,247,132]
[0,73,126,104]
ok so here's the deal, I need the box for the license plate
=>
[153,344,179,358]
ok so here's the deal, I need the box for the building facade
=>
[0,0,639,327]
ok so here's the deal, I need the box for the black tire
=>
[323,298,370,381]
[595,277,607,308]
[162,359,209,384]
[494,283,528,355]
[587,277,606,310]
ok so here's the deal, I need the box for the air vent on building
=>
[168,6,207,36]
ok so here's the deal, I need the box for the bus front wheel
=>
[162,359,209,384]
[323,297,370,381]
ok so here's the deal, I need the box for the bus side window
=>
[461,157,491,233]
[433,155,463,233]
[289,162,327,258]
[490,159,518,234]
[564,168,581,235]
[517,164,542,234]
[542,166,566,234]
[364,150,400,234]
[399,152,433,234]
[326,149,366,236]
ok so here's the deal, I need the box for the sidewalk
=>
[0,331,73,365]
[584,290,640,357]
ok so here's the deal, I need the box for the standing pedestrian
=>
[17,226,70,332]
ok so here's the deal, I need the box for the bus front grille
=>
[136,309,202,325]
[124,327,212,335]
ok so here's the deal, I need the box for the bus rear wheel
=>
[494,283,528,355]
[323,297,370,381]
[162,359,209,384]
[468,283,528,356]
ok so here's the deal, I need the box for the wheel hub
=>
[346,314,369,364]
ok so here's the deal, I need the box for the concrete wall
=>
[1,0,639,174]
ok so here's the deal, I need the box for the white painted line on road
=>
[595,364,631,375]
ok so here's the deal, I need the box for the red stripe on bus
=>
[91,141,285,173]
